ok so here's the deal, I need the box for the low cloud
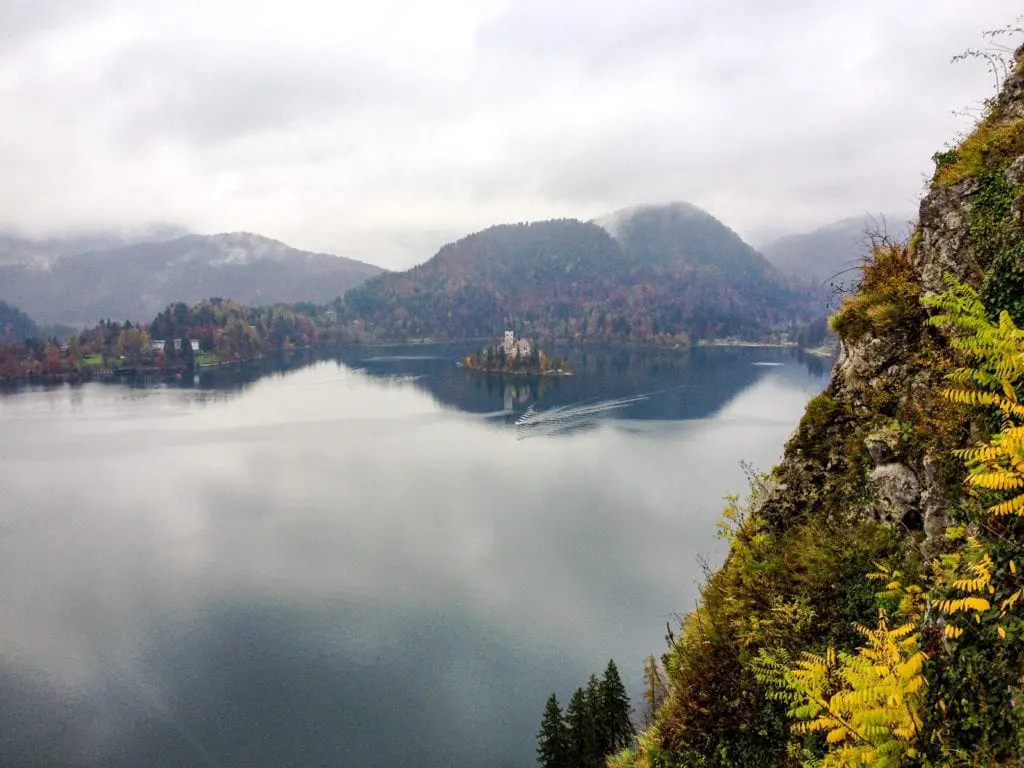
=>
[0,0,1016,268]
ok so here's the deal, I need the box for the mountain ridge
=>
[0,224,191,267]
[761,212,915,285]
[0,232,384,326]
[340,205,816,344]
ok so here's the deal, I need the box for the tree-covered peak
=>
[342,208,814,345]
[0,301,39,343]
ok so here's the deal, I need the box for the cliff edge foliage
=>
[616,36,1024,768]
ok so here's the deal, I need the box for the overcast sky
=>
[0,1,1018,268]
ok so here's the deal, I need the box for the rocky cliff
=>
[615,45,1024,768]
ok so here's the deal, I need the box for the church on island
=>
[502,330,532,359]
[462,330,571,376]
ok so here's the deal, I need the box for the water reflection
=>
[3,343,831,428]
[0,347,830,768]
[335,343,830,424]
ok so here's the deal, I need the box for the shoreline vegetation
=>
[0,351,279,386]
[461,358,573,376]
[0,294,835,385]
[0,335,840,386]
[0,298,320,384]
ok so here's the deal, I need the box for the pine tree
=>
[179,335,195,368]
[537,694,570,768]
[598,660,634,754]
[163,337,178,368]
[586,674,602,757]
[565,685,598,768]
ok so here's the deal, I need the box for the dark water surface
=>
[0,344,829,768]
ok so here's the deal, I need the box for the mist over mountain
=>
[0,232,383,326]
[0,224,192,267]
[342,204,815,344]
[761,213,915,286]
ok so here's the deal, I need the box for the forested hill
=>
[0,301,39,342]
[612,44,1024,768]
[597,202,772,278]
[341,209,815,344]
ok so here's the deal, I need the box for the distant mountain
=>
[597,202,774,277]
[341,205,814,344]
[761,214,915,286]
[0,301,39,342]
[0,224,191,267]
[0,232,384,326]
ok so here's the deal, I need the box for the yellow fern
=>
[926,280,1024,519]
[754,611,925,767]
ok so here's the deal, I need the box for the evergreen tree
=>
[537,693,570,768]
[565,685,598,768]
[597,659,634,754]
[179,336,195,368]
[163,337,178,367]
[540,663,635,768]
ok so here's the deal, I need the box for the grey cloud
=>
[101,41,438,146]
[476,0,794,72]
[0,0,112,50]
[463,1,1016,236]
[0,0,1019,267]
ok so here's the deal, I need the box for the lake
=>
[0,344,829,768]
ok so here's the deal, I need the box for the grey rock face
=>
[870,463,920,524]
[1005,156,1024,186]
[995,55,1024,120]
[865,425,902,465]
[916,177,982,295]
[920,452,949,556]
[836,334,901,387]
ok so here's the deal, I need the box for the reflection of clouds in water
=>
[717,370,827,423]
[0,357,825,767]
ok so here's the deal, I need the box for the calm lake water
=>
[0,344,829,768]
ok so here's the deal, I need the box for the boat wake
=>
[513,394,647,439]
[360,355,443,362]
[351,369,423,384]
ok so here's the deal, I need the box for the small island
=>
[463,331,572,376]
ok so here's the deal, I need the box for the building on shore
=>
[151,338,200,353]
